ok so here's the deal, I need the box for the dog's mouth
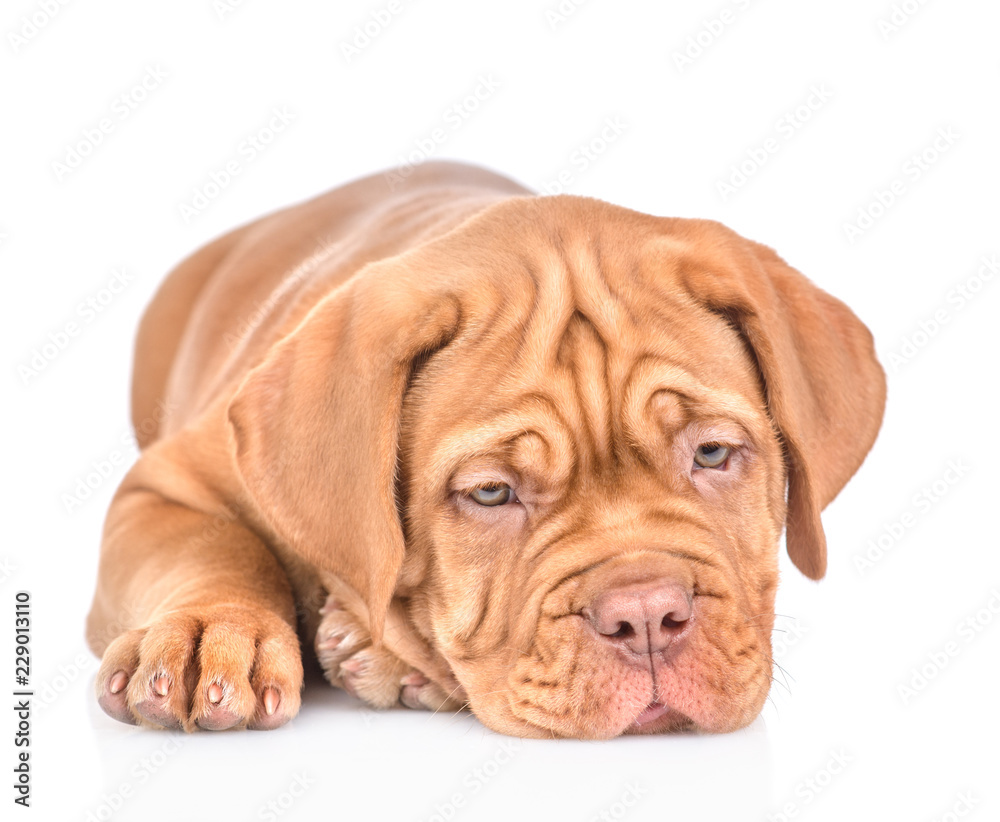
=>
[454,575,773,738]
[633,701,671,727]
[625,700,695,735]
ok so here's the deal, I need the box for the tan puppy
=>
[86,161,885,738]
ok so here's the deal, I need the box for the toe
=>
[190,617,258,730]
[96,630,145,726]
[130,616,201,729]
[130,672,183,729]
[249,686,293,730]
[339,647,411,709]
[248,628,302,730]
[194,680,244,731]
[97,669,137,725]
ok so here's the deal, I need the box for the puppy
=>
[86,161,885,738]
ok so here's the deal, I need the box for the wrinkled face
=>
[394,246,788,739]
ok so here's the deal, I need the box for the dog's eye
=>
[469,484,514,506]
[693,443,730,469]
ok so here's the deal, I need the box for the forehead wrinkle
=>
[508,230,653,470]
[504,242,605,473]
[566,234,637,340]
[434,391,577,487]
[516,243,575,376]
[517,231,636,369]
[622,356,770,453]
[557,312,612,470]
[556,236,653,469]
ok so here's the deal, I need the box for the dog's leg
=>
[86,474,303,731]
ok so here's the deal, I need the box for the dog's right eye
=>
[469,484,514,506]
[693,443,731,469]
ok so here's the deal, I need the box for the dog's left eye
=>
[693,443,731,469]
[469,484,514,506]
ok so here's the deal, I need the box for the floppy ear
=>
[679,227,886,580]
[227,267,462,641]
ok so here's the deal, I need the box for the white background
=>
[3,0,999,820]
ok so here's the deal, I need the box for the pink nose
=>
[584,582,693,655]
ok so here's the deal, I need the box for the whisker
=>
[744,612,797,625]
[428,682,468,719]
[766,672,790,696]
[760,653,794,693]
[440,706,474,731]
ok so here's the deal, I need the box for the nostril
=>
[586,581,693,654]
[608,622,635,639]
[662,612,688,631]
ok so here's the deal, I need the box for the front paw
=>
[95,604,303,731]
[315,596,462,712]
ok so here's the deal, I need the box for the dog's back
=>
[133,162,530,446]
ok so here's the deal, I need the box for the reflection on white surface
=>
[59,667,773,821]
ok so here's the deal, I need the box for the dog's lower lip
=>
[634,702,671,727]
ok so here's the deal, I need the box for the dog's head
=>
[229,196,885,738]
